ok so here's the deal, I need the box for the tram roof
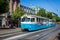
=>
[21,15,49,20]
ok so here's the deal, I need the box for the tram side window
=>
[22,18,30,22]
[31,18,35,22]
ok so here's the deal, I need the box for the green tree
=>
[46,12,52,19]
[52,16,60,22]
[0,0,9,13]
[57,17,60,22]
[12,7,24,20]
[36,8,46,17]
[11,7,25,27]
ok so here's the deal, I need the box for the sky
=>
[20,0,60,17]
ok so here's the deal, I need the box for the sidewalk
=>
[0,28,21,35]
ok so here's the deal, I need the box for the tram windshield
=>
[22,17,30,22]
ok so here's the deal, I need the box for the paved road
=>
[1,24,60,40]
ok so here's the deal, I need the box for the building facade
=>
[20,5,35,15]
[0,0,20,28]
[31,6,40,14]
[9,0,20,15]
[52,12,58,16]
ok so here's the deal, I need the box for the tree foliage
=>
[46,12,52,19]
[36,8,46,17]
[12,7,24,20]
[57,17,60,22]
[52,16,60,22]
[0,0,9,13]
[36,8,60,22]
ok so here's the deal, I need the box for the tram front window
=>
[22,17,30,22]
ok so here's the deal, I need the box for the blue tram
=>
[48,19,56,27]
[21,15,56,31]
